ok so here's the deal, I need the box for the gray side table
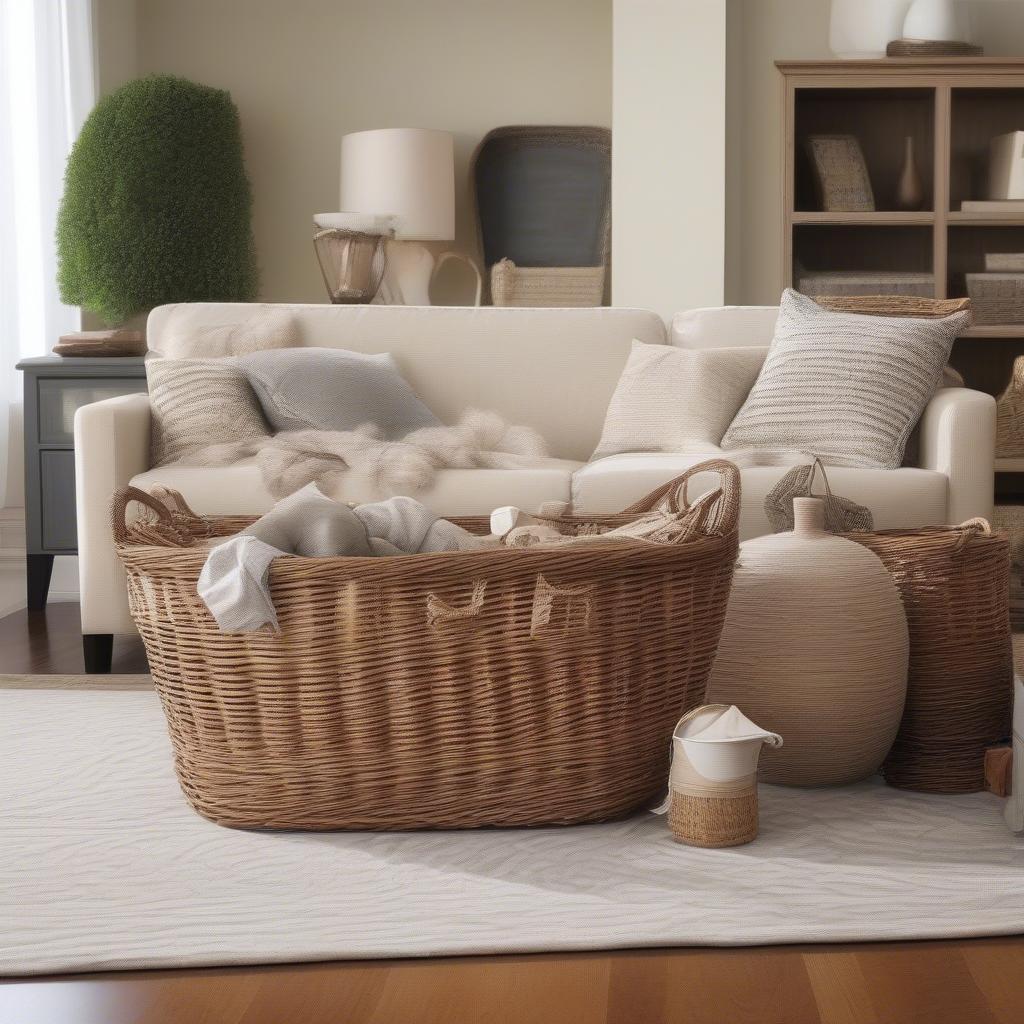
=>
[16,357,147,644]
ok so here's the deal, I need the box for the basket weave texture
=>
[996,356,1024,458]
[966,274,1024,325]
[490,259,604,308]
[669,791,758,848]
[847,521,1014,793]
[113,461,740,830]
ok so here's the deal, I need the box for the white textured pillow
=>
[721,289,970,469]
[592,341,766,460]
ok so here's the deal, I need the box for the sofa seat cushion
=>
[130,458,582,517]
[572,453,948,540]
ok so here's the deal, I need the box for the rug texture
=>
[2,679,1023,976]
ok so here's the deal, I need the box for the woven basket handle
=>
[110,486,176,544]
[618,456,741,520]
[622,459,741,535]
[951,517,994,554]
[806,456,835,502]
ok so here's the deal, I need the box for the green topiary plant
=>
[57,74,258,324]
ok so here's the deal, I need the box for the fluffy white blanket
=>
[179,410,549,499]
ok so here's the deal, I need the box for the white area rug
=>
[2,682,1023,976]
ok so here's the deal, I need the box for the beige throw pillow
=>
[721,289,970,469]
[148,358,270,466]
[592,341,766,460]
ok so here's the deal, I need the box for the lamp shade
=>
[340,128,455,241]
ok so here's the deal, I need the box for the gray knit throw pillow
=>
[238,347,441,440]
[721,289,971,469]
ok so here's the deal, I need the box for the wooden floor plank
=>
[803,951,881,1024]
[962,941,1024,1024]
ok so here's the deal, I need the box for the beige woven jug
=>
[706,497,909,786]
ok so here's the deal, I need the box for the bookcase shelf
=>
[779,59,1024,409]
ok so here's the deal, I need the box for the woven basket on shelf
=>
[966,274,1024,325]
[112,460,741,831]
[996,356,1024,458]
[490,258,604,307]
[847,520,1014,793]
[811,295,971,319]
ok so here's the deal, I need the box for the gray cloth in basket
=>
[197,485,494,633]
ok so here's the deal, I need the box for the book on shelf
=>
[960,200,1024,214]
[985,253,1024,273]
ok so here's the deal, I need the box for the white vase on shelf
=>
[902,0,972,42]
[830,0,912,58]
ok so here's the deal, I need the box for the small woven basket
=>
[113,460,741,830]
[966,273,1024,325]
[668,791,759,848]
[847,520,1014,793]
[490,258,604,307]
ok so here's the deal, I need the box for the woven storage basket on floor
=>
[996,356,1024,458]
[847,521,1014,793]
[112,460,740,831]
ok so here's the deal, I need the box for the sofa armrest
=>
[917,387,995,525]
[74,394,153,635]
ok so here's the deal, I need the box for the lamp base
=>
[376,241,436,305]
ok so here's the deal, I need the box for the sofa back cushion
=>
[147,304,666,460]
[671,306,780,350]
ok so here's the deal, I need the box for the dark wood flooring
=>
[1,602,1022,1023]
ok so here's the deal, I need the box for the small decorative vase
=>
[896,136,924,211]
[661,705,783,848]
[902,0,971,43]
[706,498,909,787]
[830,0,912,58]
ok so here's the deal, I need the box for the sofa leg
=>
[83,634,114,674]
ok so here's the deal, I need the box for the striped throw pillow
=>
[721,289,970,469]
[148,358,270,466]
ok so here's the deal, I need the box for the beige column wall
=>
[612,0,727,322]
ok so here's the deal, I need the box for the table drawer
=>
[38,377,147,445]
[39,450,78,550]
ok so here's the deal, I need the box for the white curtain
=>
[0,0,95,509]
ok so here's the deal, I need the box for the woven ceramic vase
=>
[706,497,909,786]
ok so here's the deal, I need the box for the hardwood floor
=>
[2,603,1022,1023]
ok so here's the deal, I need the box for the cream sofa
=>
[74,302,996,671]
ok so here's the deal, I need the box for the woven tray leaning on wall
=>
[846,520,1014,793]
[111,459,741,831]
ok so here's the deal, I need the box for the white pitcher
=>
[657,705,782,848]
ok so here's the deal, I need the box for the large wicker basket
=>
[847,520,1014,793]
[113,460,740,830]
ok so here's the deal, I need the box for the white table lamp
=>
[340,128,479,305]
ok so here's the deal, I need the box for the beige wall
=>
[97,0,612,307]
[726,0,830,306]
[726,0,1024,306]
[612,0,727,321]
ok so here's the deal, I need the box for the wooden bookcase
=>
[779,58,1024,484]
